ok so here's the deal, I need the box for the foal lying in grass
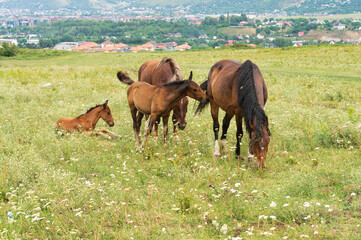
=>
[56,100,121,140]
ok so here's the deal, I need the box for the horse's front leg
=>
[210,102,221,158]
[101,128,122,139]
[220,113,233,151]
[162,114,170,145]
[235,111,244,159]
[85,130,112,140]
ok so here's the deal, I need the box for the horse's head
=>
[99,100,115,127]
[185,71,208,103]
[173,97,189,130]
[249,119,270,168]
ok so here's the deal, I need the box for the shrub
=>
[0,42,19,57]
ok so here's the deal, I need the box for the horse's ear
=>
[188,71,193,81]
[103,100,108,108]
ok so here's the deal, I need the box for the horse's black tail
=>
[195,80,210,115]
[117,71,135,85]
[237,60,267,138]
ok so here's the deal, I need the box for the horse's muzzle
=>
[178,123,187,130]
[109,122,114,127]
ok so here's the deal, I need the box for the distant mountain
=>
[1,0,360,14]
[0,0,129,10]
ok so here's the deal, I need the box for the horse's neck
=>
[164,84,188,103]
[79,107,101,128]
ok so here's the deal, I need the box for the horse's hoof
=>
[236,155,245,161]
[214,153,221,158]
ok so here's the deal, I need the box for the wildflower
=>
[220,224,227,234]
[316,202,321,206]
[212,220,219,229]
[75,211,83,217]
[351,192,356,196]
[270,227,276,231]
[162,228,166,234]
[270,215,276,219]
[328,209,333,212]
[283,203,289,207]
[235,183,241,188]
[303,202,310,207]
[304,215,311,220]
[251,190,258,193]
[325,205,330,208]
[314,231,318,235]
[270,201,277,208]
[300,235,309,238]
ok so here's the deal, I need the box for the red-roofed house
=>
[114,43,128,49]
[140,42,155,51]
[174,43,191,51]
[101,41,114,48]
[129,46,142,52]
[82,41,97,48]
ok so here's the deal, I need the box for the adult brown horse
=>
[138,57,188,135]
[117,71,207,148]
[56,100,121,139]
[196,60,270,168]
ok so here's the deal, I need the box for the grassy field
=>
[0,45,361,239]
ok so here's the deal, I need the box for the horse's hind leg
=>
[221,113,233,150]
[153,117,160,137]
[162,115,170,145]
[210,103,221,158]
[143,115,156,146]
[235,111,244,159]
[172,114,178,136]
[130,107,141,149]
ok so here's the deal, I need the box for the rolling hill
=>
[1,0,360,14]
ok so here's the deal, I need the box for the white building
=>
[54,42,79,51]
[0,39,18,45]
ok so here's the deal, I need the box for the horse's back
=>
[207,60,242,113]
[138,58,178,85]
[57,117,80,132]
[209,59,267,109]
[127,82,158,115]
[138,60,159,84]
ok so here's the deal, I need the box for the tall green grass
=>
[0,45,360,239]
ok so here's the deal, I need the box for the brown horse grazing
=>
[118,71,208,148]
[124,57,188,135]
[196,60,270,168]
[56,100,121,139]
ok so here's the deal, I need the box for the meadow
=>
[0,45,360,239]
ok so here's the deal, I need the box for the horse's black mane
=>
[77,104,102,118]
[237,60,268,140]
[160,79,190,87]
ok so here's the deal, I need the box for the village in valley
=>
[1,7,361,52]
